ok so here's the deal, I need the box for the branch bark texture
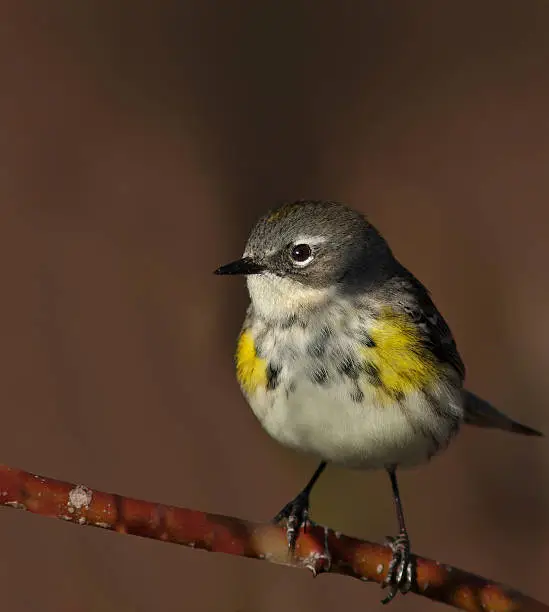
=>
[0,464,545,612]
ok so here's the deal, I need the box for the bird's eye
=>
[290,243,313,265]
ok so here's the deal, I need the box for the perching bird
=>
[214,200,542,603]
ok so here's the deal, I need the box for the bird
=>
[214,199,542,603]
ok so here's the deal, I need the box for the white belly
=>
[247,378,462,469]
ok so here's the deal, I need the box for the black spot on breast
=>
[307,326,333,359]
[350,386,364,403]
[363,362,382,387]
[285,380,297,399]
[307,339,326,358]
[280,313,298,328]
[311,366,329,385]
[320,325,333,338]
[359,330,376,348]
[253,332,267,358]
[338,354,360,380]
[392,390,406,403]
[266,364,280,390]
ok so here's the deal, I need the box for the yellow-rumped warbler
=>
[214,200,542,602]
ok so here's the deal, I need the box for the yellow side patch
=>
[236,329,267,394]
[362,308,438,402]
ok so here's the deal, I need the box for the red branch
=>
[0,464,545,611]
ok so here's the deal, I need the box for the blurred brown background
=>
[1,2,549,611]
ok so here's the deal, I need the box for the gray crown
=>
[244,200,398,290]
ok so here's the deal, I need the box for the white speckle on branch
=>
[68,485,93,510]
[4,500,26,510]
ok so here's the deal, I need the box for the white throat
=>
[246,273,331,320]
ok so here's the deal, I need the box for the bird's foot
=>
[272,490,312,552]
[381,531,415,604]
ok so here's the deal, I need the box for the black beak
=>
[213,257,265,276]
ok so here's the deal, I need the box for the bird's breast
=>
[235,305,463,468]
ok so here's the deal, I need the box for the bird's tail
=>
[463,390,543,436]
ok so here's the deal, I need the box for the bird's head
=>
[214,200,395,320]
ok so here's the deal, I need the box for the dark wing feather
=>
[390,274,542,436]
[464,390,543,436]
[394,276,465,382]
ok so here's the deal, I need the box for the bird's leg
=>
[381,468,415,604]
[272,461,327,551]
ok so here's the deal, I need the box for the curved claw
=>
[272,491,311,552]
[381,533,415,605]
